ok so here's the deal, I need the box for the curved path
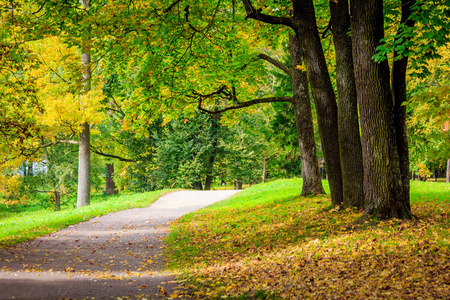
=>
[0,190,240,300]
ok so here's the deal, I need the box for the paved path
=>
[0,190,240,300]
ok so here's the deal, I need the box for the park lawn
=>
[166,179,450,299]
[0,189,172,248]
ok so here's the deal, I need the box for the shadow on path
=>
[0,190,240,300]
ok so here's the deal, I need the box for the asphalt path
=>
[0,190,240,300]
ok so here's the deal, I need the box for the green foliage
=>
[374,0,450,78]
[407,45,450,168]
[152,112,218,189]
[220,112,271,186]
[22,144,78,207]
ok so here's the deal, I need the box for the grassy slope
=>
[166,179,450,299]
[0,189,172,248]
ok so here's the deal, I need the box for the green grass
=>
[410,180,450,203]
[166,178,450,299]
[0,189,172,248]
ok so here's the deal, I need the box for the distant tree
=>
[152,113,218,190]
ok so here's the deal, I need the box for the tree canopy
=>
[1,0,449,218]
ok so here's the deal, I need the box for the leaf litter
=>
[167,194,450,299]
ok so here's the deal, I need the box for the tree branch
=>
[242,0,293,27]
[321,20,332,38]
[257,53,292,77]
[164,0,183,13]
[184,5,200,33]
[91,147,136,162]
[198,96,293,114]
[109,95,125,117]
[40,140,79,148]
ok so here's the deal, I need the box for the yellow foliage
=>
[28,36,106,136]
[0,174,27,209]
[416,162,432,179]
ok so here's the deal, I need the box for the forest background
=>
[0,0,449,216]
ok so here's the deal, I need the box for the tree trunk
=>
[192,181,203,190]
[28,162,33,177]
[234,180,243,190]
[77,122,91,207]
[54,190,61,211]
[350,0,413,219]
[241,0,343,206]
[262,157,267,183]
[105,163,118,195]
[204,175,213,190]
[330,0,364,209]
[392,0,416,211]
[292,0,343,206]
[23,161,27,177]
[289,33,325,196]
[77,0,91,208]
[204,114,220,191]
[447,159,450,183]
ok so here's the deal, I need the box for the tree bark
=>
[350,0,413,219]
[289,33,325,196]
[392,0,416,211]
[330,0,364,209]
[105,164,118,195]
[77,122,91,207]
[204,174,213,190]
[292,0,343,206]
[447,159,450,183]
[77,0,91,208]
[242,0,343,206]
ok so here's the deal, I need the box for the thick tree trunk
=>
[204,176,213,190]
[289,33,325,196]
[77,0,91,208]
[105,163,118,195]
[77,122,91,207]
[350,0,413,219]
[330,0,364,209]
[241,0,343,205]
[392,0,416,211]
[292,0,343,206]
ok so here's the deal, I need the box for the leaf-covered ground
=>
[166,179,450,299]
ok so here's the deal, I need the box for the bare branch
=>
[32,3,45,15]
[109,96,125,117]
[242,0,293,27]
[184,5,200,33]
[198,96,293,114]
[321,21,332,38]
[40,140,79,148]
[91,147,136,162]
[257,53,292,76]
[164,0,183,13]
